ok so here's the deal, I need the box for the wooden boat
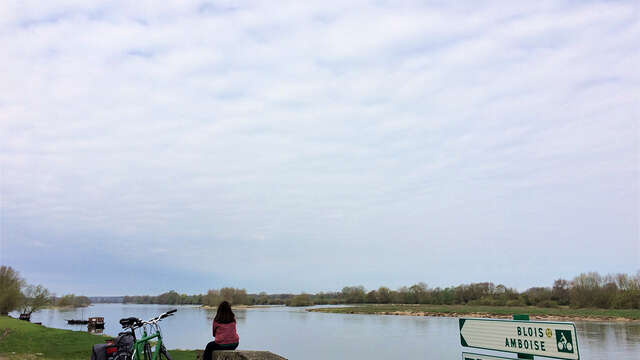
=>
[66,319,88,325]
[88,317,105,328]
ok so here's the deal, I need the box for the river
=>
[19,303,640,359]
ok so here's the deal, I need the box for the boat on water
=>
[88,317,105,328]
[66,317,104,327]
[65,309,104,327]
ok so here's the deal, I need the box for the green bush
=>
[288,294,313,307]
[538,300,559,308]
[506,299,523,307]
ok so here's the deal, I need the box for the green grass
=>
[309,304,640,320]
[0,316,197,360]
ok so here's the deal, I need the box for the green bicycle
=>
[118,309,177,360]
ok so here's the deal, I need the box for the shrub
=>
[538,300,559,308]
[288,294,313,306]
[506,299,523,307]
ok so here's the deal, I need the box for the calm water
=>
[19,304,640,359]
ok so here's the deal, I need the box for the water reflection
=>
[574,321,640,359]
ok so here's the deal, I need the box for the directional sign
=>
[459,318,580,360]
[462,352,515,360]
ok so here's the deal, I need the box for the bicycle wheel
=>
[159,345,173,360]
[144,342,153,360]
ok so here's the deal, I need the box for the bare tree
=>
[21,284,51,315]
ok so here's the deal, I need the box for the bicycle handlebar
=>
[147,309,177,323]
[120,309,177,329]
[158,309,177,319]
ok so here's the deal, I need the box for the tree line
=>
[52,294,91,308]
[317,272,639,309]
[0,266,92,316]
[124,288,262,306]
[120,271,639,309]
[123,289,305,306]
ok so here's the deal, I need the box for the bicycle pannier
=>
[113,332,135,359]
[91,343,113,360]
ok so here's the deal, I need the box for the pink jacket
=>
[213,321,239,344]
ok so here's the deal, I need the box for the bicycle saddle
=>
[119,317,142,327]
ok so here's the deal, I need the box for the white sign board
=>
[459,318,580,360]
[462,352,515,360]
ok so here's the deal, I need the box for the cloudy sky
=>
[0,0,638,296]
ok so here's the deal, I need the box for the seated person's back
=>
[202,301,239,359]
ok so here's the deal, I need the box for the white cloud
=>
[1,0,638,293]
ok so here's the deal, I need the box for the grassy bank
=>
[0,316,197,360]
[309,304,640,321]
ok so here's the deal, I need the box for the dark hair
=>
[214,301,235,324]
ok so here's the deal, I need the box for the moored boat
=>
[88,317,105,328]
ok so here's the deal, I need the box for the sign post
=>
[459,317,580,359]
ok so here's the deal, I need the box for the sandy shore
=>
[308,308,639,322]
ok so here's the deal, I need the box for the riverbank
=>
[43,304,90,310]
[308,304,640,321]
[201,304,275,309]
[0,316,196,360]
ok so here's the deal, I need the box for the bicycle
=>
[118,309,177,360]
[557,332,573,352]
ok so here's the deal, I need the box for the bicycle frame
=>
[132,326,164,360]
[121,309,176,360]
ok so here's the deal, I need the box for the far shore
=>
[200,304,278,309]
[308,304,640,322]
[43,304,90,310]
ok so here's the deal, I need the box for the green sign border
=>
[459,318,580,360]
[462,351,516,360]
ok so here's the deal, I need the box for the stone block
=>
[195,350,287,360]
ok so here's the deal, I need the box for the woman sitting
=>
[203,301,240,360]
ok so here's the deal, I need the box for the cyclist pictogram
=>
[556,330,574,353]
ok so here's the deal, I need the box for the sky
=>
[0,0,638,296]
